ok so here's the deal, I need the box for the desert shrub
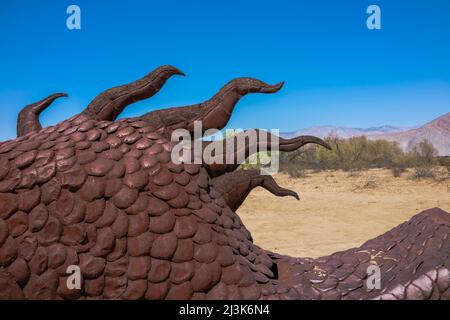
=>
[352,179,378,192]
[410,139,438,168]
[438,157,450,178]
[278,136,441,176]
[280,136,406,172]
[281,163,306,178]
[240,151,271,170]
[392,166,406,178]
[362,180,377,189]
[408,140,439,180]
[347,170,360,178]
[438,156,450,167]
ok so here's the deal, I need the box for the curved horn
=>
[202,130,331,177]
[83,65,184,121]
[211,169,299,211]
[17,93,68,137]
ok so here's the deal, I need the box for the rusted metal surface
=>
[2,66,450,299]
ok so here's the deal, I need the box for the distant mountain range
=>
[281,112,450,156]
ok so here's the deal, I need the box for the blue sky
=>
[1,0,449,141]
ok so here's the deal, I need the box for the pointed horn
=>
[279,135,332,151]
[83,65,184,121]
[194,79,283,133]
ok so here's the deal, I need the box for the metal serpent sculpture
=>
[1,66,449,300]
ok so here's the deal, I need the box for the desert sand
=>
[237,168,450,258]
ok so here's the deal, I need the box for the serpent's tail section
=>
[270,208,450,300]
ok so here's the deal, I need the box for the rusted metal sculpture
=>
[1,65,449,299]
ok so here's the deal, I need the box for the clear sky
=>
[1,0,449,141]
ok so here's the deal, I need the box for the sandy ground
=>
[237,168,450,258]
